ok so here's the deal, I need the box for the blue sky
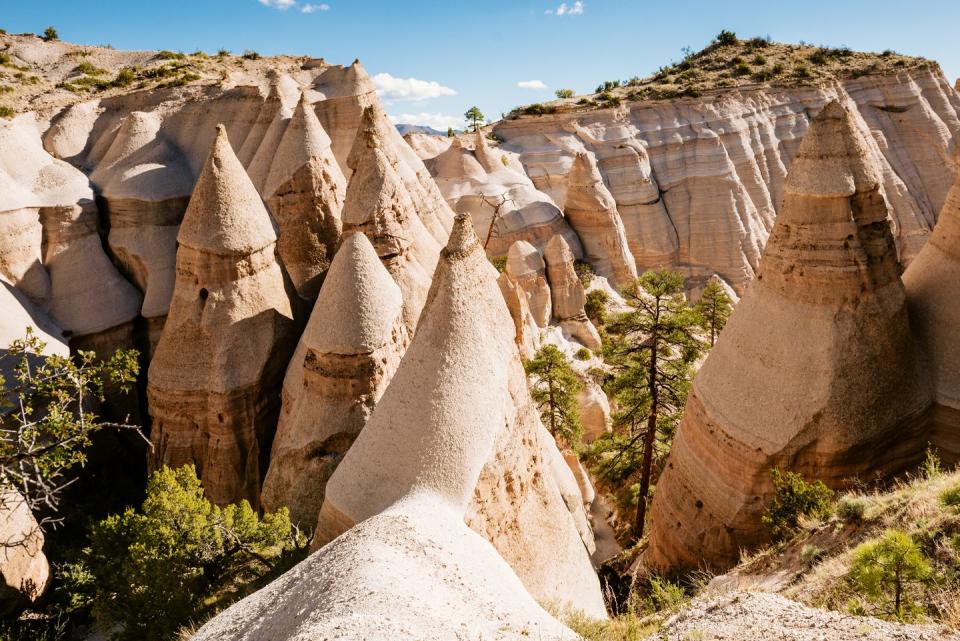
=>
[3,0,958,130]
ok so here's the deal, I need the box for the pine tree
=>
[464,106,485,132]
[695,280,733,346]
[524,345,583,449]
[588,269,704,540]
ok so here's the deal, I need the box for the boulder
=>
[314,214,606,616]
[147,125,295,508]
[645,101,931,573]
[0,492,49,614]
[505,240,552,327]
[563,152,638,287]
[263,93,346,302]
[261,232,408,527]
[544,234,602,349]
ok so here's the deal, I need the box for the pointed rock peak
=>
[786,99,881,200]
[178,124,276,255]
[263,92,336,197]
[443,213,481,261]
[474,127,488,150]
[544,234,574,266]
[450,137,463,151]
[304,231,403,355]
[568,152,601,187]
[341,140,407,232]
[506,240,545,276]
[347,103,394,171]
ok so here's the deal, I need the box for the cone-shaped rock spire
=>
[564,152,638,286]
[263,94,346,301]
[505,240,552,327]
[544,234,601,349]
[314,213,606,616]
[904,149,960,456]
[261,232,408,526]
[148,125,296,508]
[645,100,930,573]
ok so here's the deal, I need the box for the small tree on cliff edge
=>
[588,269,703,541]
[464,106,485,132]
[695,280,733,347]
[525,345,583,450]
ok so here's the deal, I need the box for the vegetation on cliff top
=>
[507,30,933,118]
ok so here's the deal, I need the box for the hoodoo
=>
[504,240,552,327]
[261,232,408,527]
[562,152,637,286]
[147,125,295,508]
[263,93,346,302]
[543,234,602,349]
[341,106,441,333]
[904,150,960,458]
[645,101,930,573]
[314,213,605,616]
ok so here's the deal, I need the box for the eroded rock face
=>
[505,240,552,327]
[543,234,602,349]
[261,232,408,527]
[494,70,960,292]
[314,214,605,617]
[564,152,638,286]
[263,94,345,302]
[904,151,960,459]
[645,101,931,573]
[496,271,540,359]
[147,126,295,508]
[0,492,50,614]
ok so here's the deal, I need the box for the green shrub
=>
[837,495,867,523]
[733,62,751,76]
[242,50,261,60]
[641,576,687,614]
[795,65,812,79]
[595,79,621,93]
[520,102,557,116]
[217,48,231,57]
[800,544,824,565]
[0,105,14,118]
[42,26,59,42]
[156,50,186,60]
[573,260,595,287]
[848,530,932,621]
[73,61,106,76]
[110,67,137,88]
[0,52,11,65]
[585,289,609,326]
[921,445,942,479]
[86,466,304,641]
[575,347,592,361]
[772,63,785,75]
[751,54,767,66]
[0,28,6,35]
[939,483,960,509]
[500,154,509,166]
[489,255,508,273]
[0,85,12,93]
[715,30,738,46]
[761,468,834,539]
[810,49,829,65]
[555,88,575,99]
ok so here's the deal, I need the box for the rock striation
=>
[563,152,638,286]
[263,94,346,302]
[645,101,931,573]
[260,232,408,527]
[505,240,552,327]
[904,149,960,458]
[544,234,602,349]
[313,214,605,616]
[147,125,295,508]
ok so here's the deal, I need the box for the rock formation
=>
[563,152,638,286]
[341,106,441,333]
[260,232,408,527]
[496,271,540,359]
[147,125,295,508]
[645,101,931,573]
[544,234,602,349]
[904,149,960,459]
[505,240,552,327]
[0,492,49,614]
[314,214,605,616]
[263,94,346,302]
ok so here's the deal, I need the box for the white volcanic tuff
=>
[426,133,585,257]
[505,240,552,327]
[315,214,606,617]
[494,69,960,291]
[260,232,408,527]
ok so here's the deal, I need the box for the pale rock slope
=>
[563,152,638,286]
[646,101,931,573]
[494,69,960,292]
[341,105,443,333]
[904,148,960,458]
[426,131,584,257]
[314,214,606,617]
[147,126,295,508]
[263,93,346,302]
[496,270,541,359]
[0,492,49,614]
[505,240,552,327]
[544,234,602,350]
[260,232,408,528]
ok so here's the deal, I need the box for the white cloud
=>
[389,112,464,131]
[517,79,548,90]
[300,3,329,12]
[259,0,297,9]
[373,72,457,102]
[545,1,584,15]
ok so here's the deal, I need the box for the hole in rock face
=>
[199,288,209,301]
